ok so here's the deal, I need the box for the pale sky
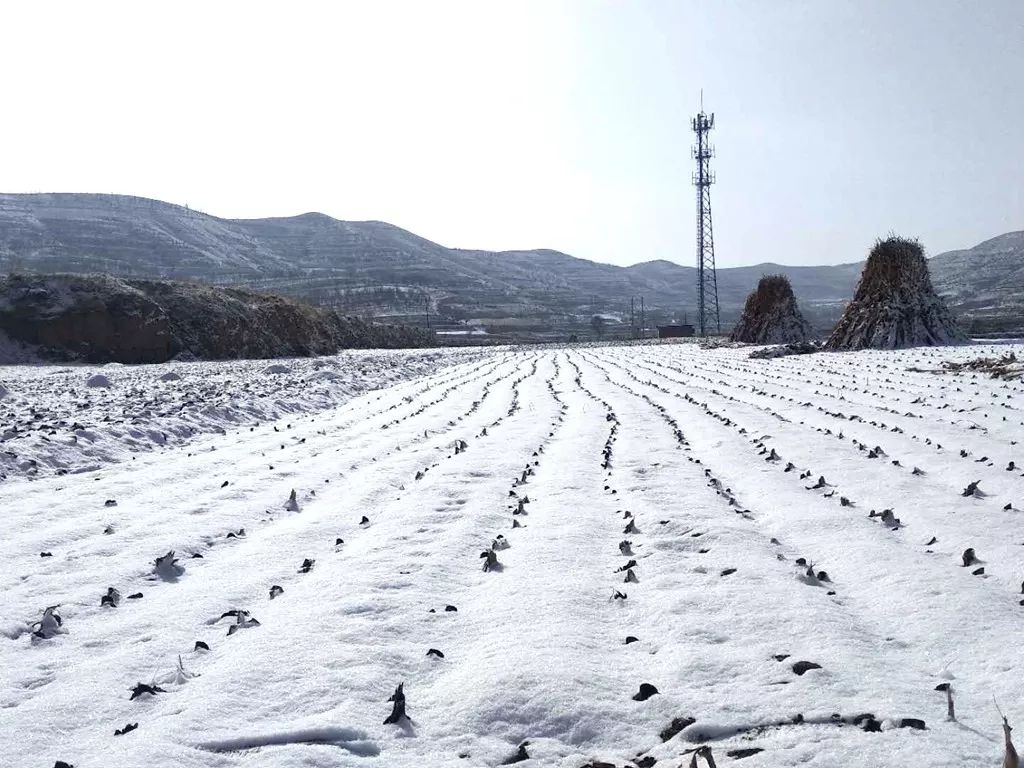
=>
[1,1,1022,267]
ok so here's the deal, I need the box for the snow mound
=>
[0,619,30,639]
[827,237,967,350]
[86,374,112,388]
[730,274,812,344]
[263,364,292,375]
[309,369,344,382]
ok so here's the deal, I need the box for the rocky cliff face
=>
[825,238,967,350]
[730,275,813,344]
[0,274,433,363]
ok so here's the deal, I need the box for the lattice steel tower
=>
[692,105,720,336]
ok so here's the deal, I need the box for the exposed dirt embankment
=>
[0,274,433,363]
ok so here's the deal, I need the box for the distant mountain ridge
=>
[0,193,1020,336]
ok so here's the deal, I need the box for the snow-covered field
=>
[1,341,1022,768]
[0,347,488,480]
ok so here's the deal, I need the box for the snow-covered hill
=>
[2,342,1023,767]
[929,231,1024,331]
[0,193,1020,334]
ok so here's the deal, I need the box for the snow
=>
[0,347,487,480]
[436,329,489,336]
[1,341,1023,767]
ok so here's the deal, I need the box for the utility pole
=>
[630,297,636,339]
[640,296,645,340]
[424,296,430,329]
[693,97,720,336]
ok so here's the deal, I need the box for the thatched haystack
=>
[730,274,812,344]
[826,237,966,350]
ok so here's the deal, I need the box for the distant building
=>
[657,324,695,338]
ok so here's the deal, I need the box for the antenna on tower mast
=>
[692,97,720,337]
